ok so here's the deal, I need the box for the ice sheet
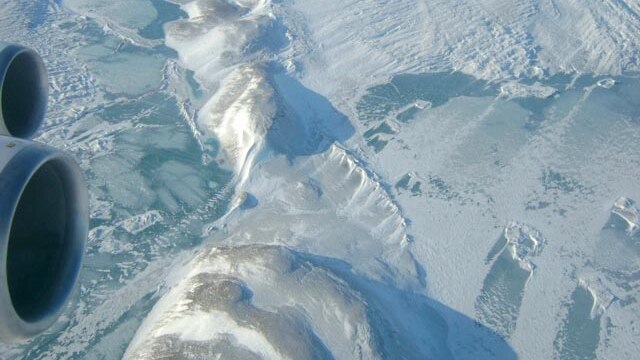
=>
[1,0,640,358]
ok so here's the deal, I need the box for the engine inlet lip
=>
[0,44,48,139]
[0,142,87,339]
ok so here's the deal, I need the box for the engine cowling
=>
[0,42,88,341]
[0,42,47,139]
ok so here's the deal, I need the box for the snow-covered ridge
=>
[123,0,437,357]
[212,143,419,283]
[197,64,274,183]
[123,245,475,359]
[165,0,276,86]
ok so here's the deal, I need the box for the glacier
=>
[1,0,640,359]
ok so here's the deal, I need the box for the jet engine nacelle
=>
[0,42,88,341]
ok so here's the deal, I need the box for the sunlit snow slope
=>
[0,0,639,359]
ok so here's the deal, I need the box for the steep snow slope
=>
[289,0,640,102]
[123,245,457,360]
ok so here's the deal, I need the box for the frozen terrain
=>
[1,0,640,359]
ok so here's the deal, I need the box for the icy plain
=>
[1,0,640,359]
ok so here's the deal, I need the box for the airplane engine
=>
[0,42,88,341]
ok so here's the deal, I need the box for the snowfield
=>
[1,0,639,359]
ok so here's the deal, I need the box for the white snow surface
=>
[1,0,640,359]
[290,0,640,101]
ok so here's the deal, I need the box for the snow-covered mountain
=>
[1,0,639,358]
